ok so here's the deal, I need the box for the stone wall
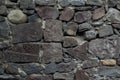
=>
[0,0,120,80]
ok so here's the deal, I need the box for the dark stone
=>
[85,30,98,40]
[0,6,7,15]
[74,11,92,23]
[112,23,120,29]
[98,25,114,37]
[23,10,35,15]
[11,22,43,43]
[44,20,63,42]
[35,0,56,6]
[40,43,63,63]
[28,14,41,23]
[20,0,35,9]
[108,0,118,7]
[0,1,5,5]
[63,37,78,48]
[75,70,89,80]
[35,6,59,19]
[116,58,120,66]
[67,42,88,60]
[60,7,74,21]
[86,0,103,6]
[63,22,78,36]
[0,16,5,22]
[0,65,4,75]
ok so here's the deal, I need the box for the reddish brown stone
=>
[112,23,120,29]
[44,19,63,42]
[75,70,89,80]
[74,11,92,23]
[60,8,74,21]
[93,7,105,20]
[35,6,59,19]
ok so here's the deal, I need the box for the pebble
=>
[100,59,116,66]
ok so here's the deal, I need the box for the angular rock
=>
[44,20,63,42]
[100,59,116,66]
[35,0,56,6]
[98,24,113,37]
[74,11,92,23]
[112,23,120,29]
[20,0,35,9]
[11,22,43,43]
[106,8,120,23]
[75,70,89,80]
[85,30,98,40]
[86,0,103,6]
[93,7,105,20]
[40,43,63,63]
[7,10,27,24]
[67,42,88,60]
[60,7,74,21]
[63,22,78,36]
[35,7,59,19]
[0,5,7,15]
[63,37,78,48]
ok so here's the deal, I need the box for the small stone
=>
[20,0,35,9]
[7,10,27,24]
[78,22,92,32]
[23,10,35,15]
[28,14,41,23]
[116,58,120,66]
[44,19,63,42]
[35,6,59,19]
[112,23,120,29]
[106,8,120,23]
[0,16,5,22]
[60,7,74,21]
[63,37,78,48]
[85,30,98,40]
[100,59,116,66]
[35,0,56,6]
[0,5,7,15]
[0,75,18,80]
[11,22,43,43]
[92,21,103,26]
[93,7,105,20]
[63,22,78,36]
[58,0,70,7]
[86,0,103,6]
[107,0,118,7]
[69,0,85,6]
[98,24,113,37]
[75,70,89,80]
[44,63,58,74]
[74,11,92,23]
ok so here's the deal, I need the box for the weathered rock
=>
[28,74,53,80]
[112,23,120,29]
[11,22,43,43]
[63,22,78,36]
[44,20,63,42]
[93,7,105,20]
[75,70,89,80]
[63,37,78,48]
[67,42,88,60]
[98,24,113,37]
[74,11,92,23]
[58,0,70,7]
[53,72,74,80]
[20,0,35,9]
[86,0,103,6]
[0,5,7,15]
[100,59,116,66]
[0,75,18,80]
[40,43,63,63]
[28,14,41,23]
[35,0,56,6]
[85,30,98,40]
[35,7,59,19]
[69,0,85,6]
[106,8,120,23]
[60,7,74,21]
[78,22,92,32]
[7,10,27,24]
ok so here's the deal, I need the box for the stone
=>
[116,58,120,66]
[67,42,88,60]
[7,10,27,24]
[11,22,43,43]
[58,0,70,7]
[28,14,41,23]
[44,20,63,42]
[0,1,5,5]
[28,74,53,80]
[69,0,85,6]
[74,11,92,23]
[23,10,35,15]
[53,72,74,80]
[0,16,5,22]
[82,60,99,69]
[35,0,56,6]
[63,37,78,48]
[78,22,92,32]
[0,65,4,75]
[75,70,89,80]
[20,0,35,9]
[74,6,92,11]
[88,36,120,59]
[112,23,120,29]
[40,43,63,63]
[10,0,18,2]
[106,8,120,23]
[44,63,58,74]
[63,22,78,36]
[93,7,105,20]
[0,5,7,15]
[98,24,113,37]
[100,59,116,66]
[92,21,103,26]
[35,6,59,19]
[86,0,103,6]
[107,0,118,7]
[85,30,98,40]
[60,7,74,21]
[0,75,18,80]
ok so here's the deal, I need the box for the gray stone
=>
[58,0,70,7]
[86,0,103,6]
[0,5,7,15]
[0,16,5,22]
[98,24,113,37]
[107,0,118,7]
[44,20,63,42]
[112,23,120,29]
[78,22,92,32]
[11,22,43,43]
[35,6,59,19]
[35,0,56,6]
[28,14,41,23]
[22,9,35,15]
[85,30,98,40]
[69,0,85,6]
[0,75,18,80]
